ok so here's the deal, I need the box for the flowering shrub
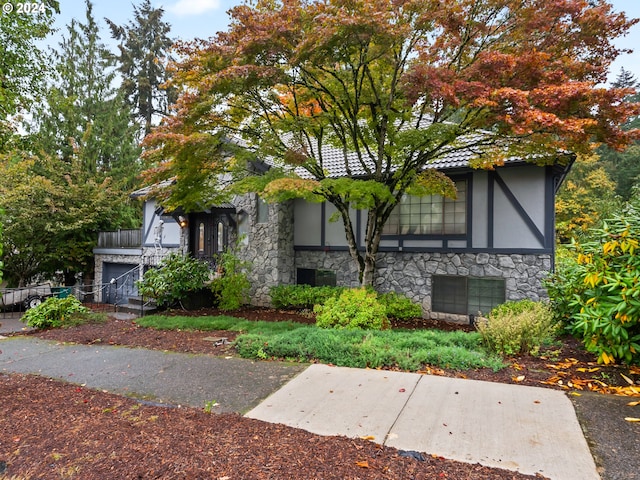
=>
[546,208,640,364]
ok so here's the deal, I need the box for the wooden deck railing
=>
[97,229,142,248]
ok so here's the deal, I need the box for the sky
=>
[49,0,640,84]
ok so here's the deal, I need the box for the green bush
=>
[475,300,557,357]
[270,284,344,309]
[136,253,212,307]
[315,288,390,330]
[233,326,503,371]
[378,291,422,320]
[209,246,251,311]
[22,296,90,329]
[269,285,421,321]
[545,209,640,365]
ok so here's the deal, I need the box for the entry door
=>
[190,213,229,262]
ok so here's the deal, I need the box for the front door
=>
[189,212,229,264]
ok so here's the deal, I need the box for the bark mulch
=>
[1,306,638,479]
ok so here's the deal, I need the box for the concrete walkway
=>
[247,364,599,480]
[0,334,599,480]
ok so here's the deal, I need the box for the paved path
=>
[1,335,600,480]
[0,337,305,413]
[247,363,599,480]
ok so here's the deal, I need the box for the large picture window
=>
[383,179,467,235]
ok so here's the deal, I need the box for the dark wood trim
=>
[294,245,554,255]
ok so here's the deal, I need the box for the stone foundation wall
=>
[295,250,552,322]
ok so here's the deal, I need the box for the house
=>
[94,150,572,323]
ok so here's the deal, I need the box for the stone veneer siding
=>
[237,195,295,306]
[295,250,552,323]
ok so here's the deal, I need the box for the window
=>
[217,222,225,252]
[297,268,337,287]
[383,180,467,235]
[198,223,205,253]
[257,196,269,224]
[432,275,505,316]
[238,211,249,245]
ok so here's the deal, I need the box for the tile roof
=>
[287,134,526,179]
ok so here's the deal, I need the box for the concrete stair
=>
[117,296,157,316]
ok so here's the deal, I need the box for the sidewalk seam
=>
[382,373,423,447]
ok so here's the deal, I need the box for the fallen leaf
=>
[569,392,582,396]
[360,435,375,441]
[624,417,640,422]
[355,460,370,468]
[399,388,406,392]
[628,401,640,407]
[513,375,525,383]
[621,373,634,385]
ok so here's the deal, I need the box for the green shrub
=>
[269,285,421,321]
[545,209,640,365]
[136,253,212,307]
[233,325,503,371]
[378,291,422,320]
[544,246,588,325]
[270,284,344,309]
[210,246,251,311]
[314,288,390,330]
[22,296,90,329]
[476,300,557,357]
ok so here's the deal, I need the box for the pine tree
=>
[107,0,175,137]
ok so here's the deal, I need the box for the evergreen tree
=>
[599,68,640,200]
[8,0,144,284]
[0,0,59,151]
[33,0,141,182]
[107,0,175,137]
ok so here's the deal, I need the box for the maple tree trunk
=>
[359,209,384,287]
[361,252,377,287]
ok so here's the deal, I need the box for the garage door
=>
[102,263,139,305]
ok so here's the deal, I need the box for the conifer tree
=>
[33,0,140,181]
[107,0,175,137]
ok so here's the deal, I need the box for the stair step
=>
[117,303,157,316]
[126,296,157,307]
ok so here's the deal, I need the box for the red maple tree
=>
[143,0,639,285]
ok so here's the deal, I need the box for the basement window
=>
[432,275,505,316]
[297,268,337,287]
